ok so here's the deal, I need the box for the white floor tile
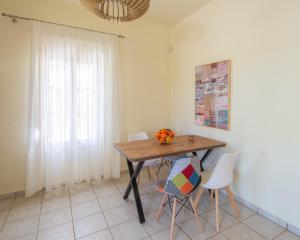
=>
[72,199,101,220]
[0,198,14,211]
[0,216,39,240]
[78,229,113,240]
[13,233,37,240]
[98,194,127,211]
[222,223,265,240]
[110,219,149,240]
[275,231,300,240]
[14,192,42,208]
[41,197,70,214]
[69,183,93,195]
[0,210,8,228]
[141,195,161,214]
[73,212,108,239]
[207,233,228,240]
[151,227,190,240]
[7,203,41,223]
[91,179,115,188]
[164,203,194,224]
[197,199,215,214]
[38,208,72,230]
[104,205,136,227]
[221,202,256,220]
[143,213,170,235]
[71,191,96,206]
[94,185,119,198]
[178,216,216,240]
[243,214,285,239]
[218,193,229,205]
[202,209,238,231]
[37,222,74,240]
[114,181,129,193]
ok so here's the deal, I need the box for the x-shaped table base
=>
[123,149,213,224]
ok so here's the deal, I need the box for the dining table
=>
[114,134,226,224]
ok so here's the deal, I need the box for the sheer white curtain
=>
[26,22,120,197]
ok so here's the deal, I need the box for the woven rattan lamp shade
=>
[81,0,150,22]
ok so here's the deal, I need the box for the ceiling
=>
[68,0,213,25]
[143,0,213,25]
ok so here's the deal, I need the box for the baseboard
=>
[0,189,25,200]
[234,194,258,212]
[258,207,287,228]
[225,191,300,236]
[288,224,300,236]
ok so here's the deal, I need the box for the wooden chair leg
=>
[156,193,167,221]
[215,189,220,232]
[194,187,204,208]
[137,175,141,185]
[210,190,214,202]
[147,167,151,180]
[189,196,203,232]
[170,197,177,240]
[225,186,240,219]
[156,158,164,176]
[150,167,158,181]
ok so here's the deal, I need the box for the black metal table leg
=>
[123,159,145,223]
[192,149,212,171]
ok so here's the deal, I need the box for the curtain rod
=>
[1,12,125,39]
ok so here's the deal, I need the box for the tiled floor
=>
[0,170,299,240]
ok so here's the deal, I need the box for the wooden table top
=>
[114,135,226,162]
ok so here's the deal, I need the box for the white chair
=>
[194,152,240,232]
[128,132,160,182]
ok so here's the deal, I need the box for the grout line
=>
[270,229,287,240]
[67,185,77,240]
[240,222,269,239]
[0,196,16,234]
[35,192,43,240]
[92,183,115,240]
[272,230,288,240]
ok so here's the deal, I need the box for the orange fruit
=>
[160,133,167,139]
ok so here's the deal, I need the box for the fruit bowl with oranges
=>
[154,129,175,144]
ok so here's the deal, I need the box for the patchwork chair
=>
[193,152,240,232]
[155,157,203,240]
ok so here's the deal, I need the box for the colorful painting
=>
[195,60,230,130]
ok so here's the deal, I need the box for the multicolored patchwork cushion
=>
[164,157,201,196]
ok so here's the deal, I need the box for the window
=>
[48,60,98,143]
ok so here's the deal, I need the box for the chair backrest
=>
[128,132,159,167]
[164,157,201,196]
[203,152,238,190]
[128,132,149,141]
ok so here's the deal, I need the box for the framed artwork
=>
[195,60,231,130]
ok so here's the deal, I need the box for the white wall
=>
[170,0,300,229]
[0,0,171,194]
